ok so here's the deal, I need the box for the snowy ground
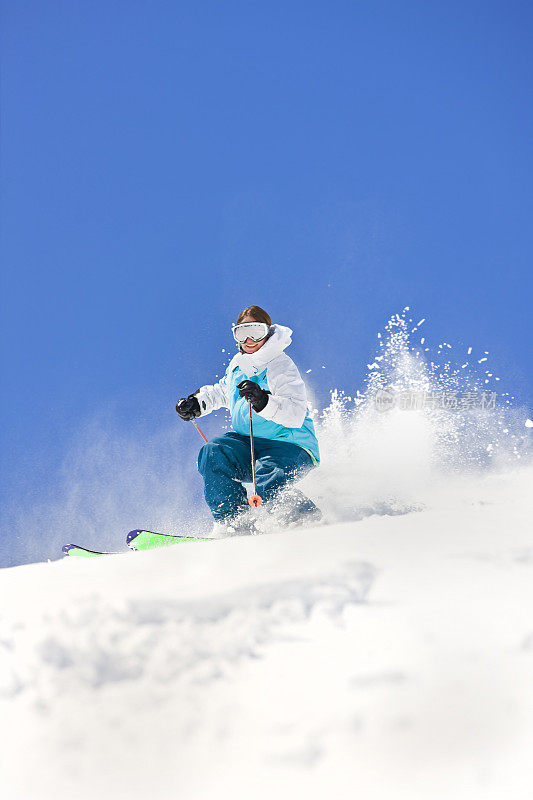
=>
[1,464,532,800]
[2,312,532,798]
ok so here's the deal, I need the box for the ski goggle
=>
[232,322,270,344]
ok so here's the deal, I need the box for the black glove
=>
[175,392,201,421]
[237,380,270,413]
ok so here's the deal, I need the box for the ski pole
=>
[248,400,263,507]
[192,420,208,442]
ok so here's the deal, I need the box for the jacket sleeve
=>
[195,370,230,416]
[258,356,308,429]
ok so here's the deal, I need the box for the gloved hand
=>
[237,380,270,413]
[175,393,201,421]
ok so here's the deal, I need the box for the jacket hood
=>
[230,323,293,377]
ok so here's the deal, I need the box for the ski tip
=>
[62,544,76,555]
[126,529,142,547]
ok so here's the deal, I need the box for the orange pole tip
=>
[249,494,263,507]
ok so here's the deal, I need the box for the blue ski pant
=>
[197,432,316,521]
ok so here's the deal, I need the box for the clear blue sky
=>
[1,1,532,563]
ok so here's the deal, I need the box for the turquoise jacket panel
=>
[225,365,320,464]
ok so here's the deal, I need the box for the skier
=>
[175,305,321,534]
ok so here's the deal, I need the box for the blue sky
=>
[1,1,532,564]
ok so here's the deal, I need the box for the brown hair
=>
[236,305,272,326]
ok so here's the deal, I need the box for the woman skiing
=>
[176,305,321,533]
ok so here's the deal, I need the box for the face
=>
[239,315,269,354]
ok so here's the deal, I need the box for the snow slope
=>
[1,465,532,800]
[2,310,531,799]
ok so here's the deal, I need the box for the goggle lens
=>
[232,322,270,343]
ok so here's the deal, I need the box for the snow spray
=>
[298,307,532,525]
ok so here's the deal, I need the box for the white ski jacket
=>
[196,324,310,428]
[194,324,320,463]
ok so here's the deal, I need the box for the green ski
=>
[126,529,215,550]
[62,529,215,558]
[62,544,123,558]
